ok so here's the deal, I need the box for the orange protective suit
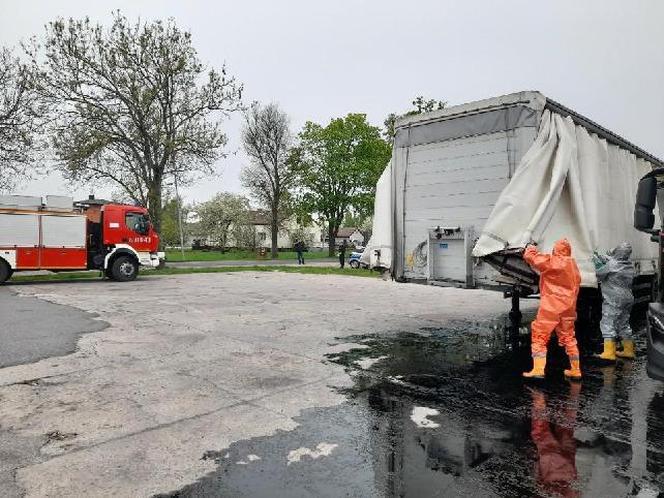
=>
[524,239,582,359]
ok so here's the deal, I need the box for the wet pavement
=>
[159,317,664,498]
[0,288,108,368]
[3,274,663,496]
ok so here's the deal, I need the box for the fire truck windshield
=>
[126,212,150,235]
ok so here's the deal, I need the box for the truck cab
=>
[92,204,163,281]
[634,170,664,380]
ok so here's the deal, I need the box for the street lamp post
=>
[173,172,186,261]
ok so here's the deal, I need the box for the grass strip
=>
[164,249,337,262]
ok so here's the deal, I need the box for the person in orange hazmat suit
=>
[522,239,582,380]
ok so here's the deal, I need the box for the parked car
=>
[349,249,367,269]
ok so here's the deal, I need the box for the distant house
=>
[184,209,322,250]
[249,210,288,248]
[248,210,323,249]
[332,227,365,248]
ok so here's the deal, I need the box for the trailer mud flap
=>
[481,248,539,295]
[647,302,664,381]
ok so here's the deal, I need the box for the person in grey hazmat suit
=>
[593,241,635,360]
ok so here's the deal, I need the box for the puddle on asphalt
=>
[158,317,664,498]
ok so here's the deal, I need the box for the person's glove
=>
[592,251,608,271]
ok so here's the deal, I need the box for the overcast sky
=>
[2,0,663,205]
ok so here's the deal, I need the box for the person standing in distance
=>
[339,240,348,269]
[294,240,305,265]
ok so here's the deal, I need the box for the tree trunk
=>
[328,224,336,257]
[147,185,163,240]
[270,209,278,259]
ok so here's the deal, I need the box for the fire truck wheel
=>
[111,255,138,282]
[0,260,12,284]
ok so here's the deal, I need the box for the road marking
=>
[287,443,338,465]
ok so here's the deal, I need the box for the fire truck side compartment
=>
[0,212,87,270]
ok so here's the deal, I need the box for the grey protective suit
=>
[595,242,635,340]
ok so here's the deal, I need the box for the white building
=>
[249,211,322,250]
[334,227,365,247]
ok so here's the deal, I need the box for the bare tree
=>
[0,48,42,192]
[28,13,243,231]
[241,103,294,258]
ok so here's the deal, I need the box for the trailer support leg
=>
[508,287,522,345]
[509,288,522,326]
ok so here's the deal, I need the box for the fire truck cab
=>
[0,195,164,283]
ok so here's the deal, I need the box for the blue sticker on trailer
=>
[439,243,448,249]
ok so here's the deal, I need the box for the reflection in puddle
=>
[159,319,664,498]
[529,384,579,498]
[410,407,441,428]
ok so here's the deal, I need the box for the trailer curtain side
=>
[472,110,658,287]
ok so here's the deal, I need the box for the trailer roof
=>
[395,90,664,168]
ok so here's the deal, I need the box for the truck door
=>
[123,211,154,251]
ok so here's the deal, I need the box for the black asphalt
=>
[0,287,107,368]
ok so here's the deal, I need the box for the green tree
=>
[0,48,43,192]
[160,197,189,248]
[232,221,258,250]
[291,113,391,256]
[383,96,447,140]
[288,224,315,248]
[30,12,243,231]
[195,192,251,249]
[342,210,373,240]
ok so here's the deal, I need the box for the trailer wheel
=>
[0,260,12,284]
[110,255,138,282]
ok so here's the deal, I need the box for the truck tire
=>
[0,260,12,284]
[110,255,138,282]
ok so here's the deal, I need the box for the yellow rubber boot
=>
[564,357,582,380]
[523,356,546,379]
[616,339,635,359]
[595,339,616,361]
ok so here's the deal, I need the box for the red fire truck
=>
[0,195,164,284]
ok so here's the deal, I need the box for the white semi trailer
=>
[364,91,663,306]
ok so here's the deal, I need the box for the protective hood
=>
[612,241,632,261]
[596,240,635,305]
[552,239,571,257]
